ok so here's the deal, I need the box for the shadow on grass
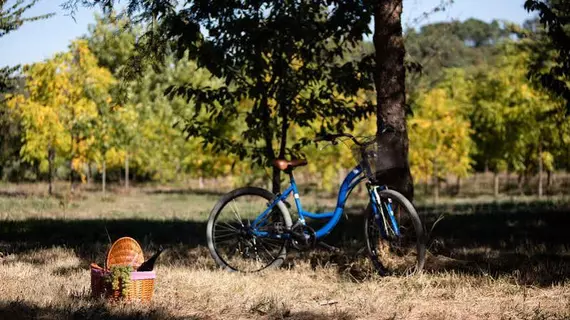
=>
[1,199,570,286]
[0,218,208,267]
[0,300,201,320]
[302,200,570,286]
[418,201,570,285]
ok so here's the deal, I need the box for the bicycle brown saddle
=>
[272,159,308,171]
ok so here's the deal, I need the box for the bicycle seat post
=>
[286,169,297,196]
[287,168,306,224]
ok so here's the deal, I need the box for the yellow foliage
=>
[8,40,115,181]
[408,88,473,183]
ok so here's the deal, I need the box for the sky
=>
[1,0,535,68]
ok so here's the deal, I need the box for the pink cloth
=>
[91,266,156,280]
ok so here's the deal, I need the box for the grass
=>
[1,183,570,319]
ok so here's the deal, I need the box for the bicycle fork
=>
[368,185,401,239]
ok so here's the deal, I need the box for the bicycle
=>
[206,132,426,275]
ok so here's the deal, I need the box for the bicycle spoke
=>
[214,228,238,236]
[220,222,239,232]
[214,232,238,241]
[261,238,283,250]
[256,240,277,261]
[229,199,245,227]
[255,208,276,227]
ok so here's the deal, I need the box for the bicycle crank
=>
[289,224,317,251]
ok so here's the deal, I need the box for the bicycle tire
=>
[364,188,426,276]
[206,187,293,272]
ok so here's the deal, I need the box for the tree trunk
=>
[517,173,524,195]
[433,160,439,205]
[102,160,106,197]
[69,135,74,194]
[493,171,499,198]
[273,101,290,194]
[538,145,543,198]
[271,167,280,194]
[373,0,414,201]
[546,170,552,194]
[506,169,511,194]
[258,78,277,193]
[48,146,55,196]
[125,153,129,190]
[456,176,461,196]
[87,163,93,186]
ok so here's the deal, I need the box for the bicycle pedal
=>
[318,241,341,253]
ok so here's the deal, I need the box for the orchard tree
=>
[470,44,566,196]
[65,40,114,189]
[408,87,473,203]
[86,13,136,192]
[7,40,113,194]
[7,56,74,195]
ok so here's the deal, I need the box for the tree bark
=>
[102,160,106,197]
[87,163,93,186]
[373,0,414,200]
[69,134,74,194]
[456,176,461,196]
[493,171,499,198]
[125,153,129,190]
[271,167,280,194]
[517,173,524,195]
[506,168,511,194]
[260,96,278,193]
[433,159,439,205]
[546,170,552,194]
[48,146,55,196]
[538,144,543,198]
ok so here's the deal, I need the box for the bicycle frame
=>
[252,164,366,239]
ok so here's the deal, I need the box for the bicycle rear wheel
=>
[206,187,292,272]
[364,188,426,275]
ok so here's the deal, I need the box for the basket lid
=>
[106,237,144,269]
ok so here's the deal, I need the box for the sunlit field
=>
[1,182,569,320]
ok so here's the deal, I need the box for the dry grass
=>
[2,248,570,320]
[1,183,570,319]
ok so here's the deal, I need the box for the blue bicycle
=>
[206,133,426,275]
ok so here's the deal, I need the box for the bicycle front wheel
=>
[206,187,292,272]
[364,188,426,276]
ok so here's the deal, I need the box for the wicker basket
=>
[90,237,156,302]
